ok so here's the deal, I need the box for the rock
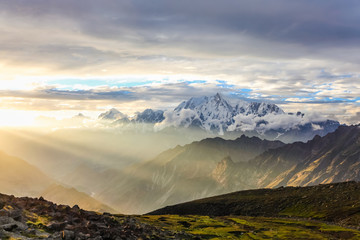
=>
[71,217,82,224]
[9,209,22,221]
[47,222,67,231]
[15,221,27,231]
[0,229,6,238]
[0,216,14,225]
[91,236,103,240]
[72,204,80,210]
[88,214,101,221]
[1,223,18,231]
[62,230,75,240]
[0,209,8,217]
[49,231,62,239]
[78,232,91,239]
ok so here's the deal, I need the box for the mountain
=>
[134,109,165,123]
[178,93,339,142]
[149,181,360,228]
[0,150,117,213]
[151,93,339,143]
[251,124,360,188]
[40,184,116,213]
[193,124,360,193]
[0,151,53,197]
[170,93,284,133]
[96,93,340,143]
[98,108,127,120]
[96,135,285,214]
[99,108,164,124]
[96,125,359,214]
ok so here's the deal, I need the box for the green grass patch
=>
[137,215,360,239]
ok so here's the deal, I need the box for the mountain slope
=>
[149,181,360,228]
[251,124,360,188]
[0,151,53,197]
[134,109,165,123]
[40,184,116,213]
[98,108,127,120]
[100,124,359,214]
[205,124,360,193]
[96,136,284,214]
[0,150,117,213]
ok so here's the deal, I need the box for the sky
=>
[0,0,359,125]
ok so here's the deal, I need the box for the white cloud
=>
[155,109,197,131]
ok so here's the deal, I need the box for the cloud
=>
[0,1,359,124]
[228,112,327,133]
[346,112,360,124]
[1,0,360,74]
[155,109,197,131]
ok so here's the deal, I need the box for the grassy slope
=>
[137,215,360,240]
[149,182,360,228]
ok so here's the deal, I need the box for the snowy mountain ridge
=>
[97,93,340,142]
[165,93,285,133]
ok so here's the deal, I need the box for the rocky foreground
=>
[0,193,192,240]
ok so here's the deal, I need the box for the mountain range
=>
[98,93,340,143]
[95,135,285,213]
[91,124,359,214]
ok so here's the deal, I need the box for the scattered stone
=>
[0,209,8,217]
[0,229,5,238]
[47,221,67,231]
[62,230,75,240]
[0,192,188,239]
[2,223,18,231]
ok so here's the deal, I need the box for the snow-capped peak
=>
[135,109,165,123]
[172,93,234,132]
[98,108,127,120]
[159,93,286,134]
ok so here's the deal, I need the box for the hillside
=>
[149,181,360,228]
[0,150,117,213]
[251,124,360,188]
[0,151,53,197]
[40,184,116,213]
[164,124,360,200]
[96,135,284,214]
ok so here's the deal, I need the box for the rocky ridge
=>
[0,193,192,240]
